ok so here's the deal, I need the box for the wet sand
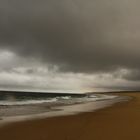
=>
[0,92,140,140]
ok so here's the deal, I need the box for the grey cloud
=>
[0,0,140,78]
[122,70,140,81]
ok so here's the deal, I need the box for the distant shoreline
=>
[1,89,140,94]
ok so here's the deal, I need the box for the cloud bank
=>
[0,0,140,92]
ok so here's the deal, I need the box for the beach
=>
[0,92,140,140]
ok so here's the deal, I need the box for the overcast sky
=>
[0,0,140,93]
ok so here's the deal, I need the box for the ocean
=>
[0,91,125,124]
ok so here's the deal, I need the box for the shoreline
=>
[0,94,127,126]
[0,92,139,140]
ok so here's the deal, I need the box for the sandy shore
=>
[0,92,140,140]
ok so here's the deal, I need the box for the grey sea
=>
[0,91,126,125]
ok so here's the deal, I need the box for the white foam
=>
[0,98,58,106]
[57,96,71,100]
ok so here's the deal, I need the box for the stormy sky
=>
[0,0,140,92]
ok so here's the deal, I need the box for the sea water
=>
[0,91,125,124]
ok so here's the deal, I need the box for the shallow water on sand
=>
[0,91,129,125]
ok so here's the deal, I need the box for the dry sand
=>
[0,92,140,140]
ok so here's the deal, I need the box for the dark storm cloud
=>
[0,0,140,76]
